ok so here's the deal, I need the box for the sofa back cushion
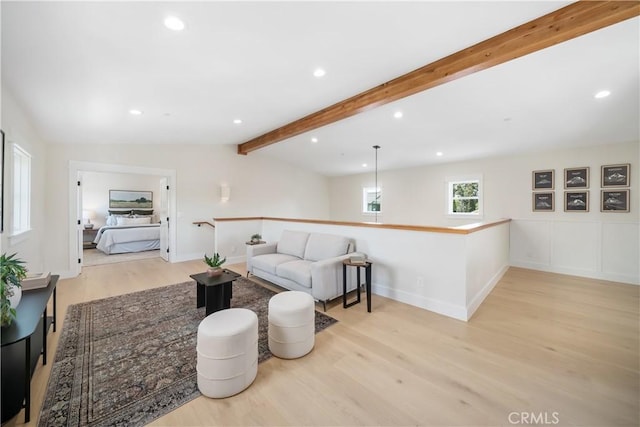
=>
[304,233,352,262]
[277,230,310,259]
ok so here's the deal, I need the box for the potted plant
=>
[1,253,27,327]
[204,253,226,277]
[250,233,262,244]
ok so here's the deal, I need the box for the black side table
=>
[190,269,241,316]
[342,259,372,312]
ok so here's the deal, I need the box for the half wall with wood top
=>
[213,217,510,321]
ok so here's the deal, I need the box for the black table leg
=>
[342,264,347,308]
[196,282,205,309]
[42,307,47,365]
[356,267,362,304]
[24,336,30,423]
[365,264,372,313]
[53,287,57,332]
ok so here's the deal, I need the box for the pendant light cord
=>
[373,145,380,223]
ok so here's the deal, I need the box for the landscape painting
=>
[109,190,153,209]
[532,192,554,212]
[564,191,589,212]
[532,170,554,190]
[564,167,589,189]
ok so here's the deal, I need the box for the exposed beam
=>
[237,1,639,155]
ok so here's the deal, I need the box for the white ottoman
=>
[196,308,258,398]
[268,291,315,359]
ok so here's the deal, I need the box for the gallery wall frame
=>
[564,167,589,189]
[601,189,629,212]
[109,190,153,209]
[601,163,630,187]
[532,170,554,190]
[564,191,589,212]
[532,192,554,212]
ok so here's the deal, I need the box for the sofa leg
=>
[322,300,327,312]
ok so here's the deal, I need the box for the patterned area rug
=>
[38,277,337,426]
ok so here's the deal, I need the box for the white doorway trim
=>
[68,161,177,277]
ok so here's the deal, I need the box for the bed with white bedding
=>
[93,224,161,255]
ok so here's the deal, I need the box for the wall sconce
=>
[220,184,230,202]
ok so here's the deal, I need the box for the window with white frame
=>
[362,187,381,213]
[447,177,482,217]
[12,143,31,235]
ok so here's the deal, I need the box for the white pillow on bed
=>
[116,216,151,226]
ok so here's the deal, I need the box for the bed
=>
[93,224,161,255]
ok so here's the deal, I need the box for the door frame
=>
[68,161,177,277]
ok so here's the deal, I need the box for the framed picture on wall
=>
[532,170,554,190]
[109,190,153,209]
[532,192,554,212]
[564,167,589,189]
[564,191,589,212]
[601,189,629,212]
[0,129,4,233]
[601,164,630,187]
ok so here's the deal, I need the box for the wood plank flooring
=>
[4,261,638,426]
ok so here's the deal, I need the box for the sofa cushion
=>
[276,260,313,288]
[304,233,351,262]
[252,253,300,275]
[276,230,310,259]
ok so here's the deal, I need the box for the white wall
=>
[44,144,329,276]
[0,88,48,273]
[329,141,639,284]
[82,171,163,227]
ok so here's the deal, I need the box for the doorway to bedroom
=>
[81,170,166,266]
[69,161,177,275]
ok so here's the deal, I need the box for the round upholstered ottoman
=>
[268,291,315,359]
[196,308,258,398]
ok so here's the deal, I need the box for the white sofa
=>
[246,230,361,309]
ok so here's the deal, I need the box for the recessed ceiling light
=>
[313,68,326,78]
[393,111,403,119]
[129,109,143,116]
[233,119,242,124]
[436,151,443,157]
[311,137,318,143]
[164,16,185,31]
[594,90,611,99]
[362,163,368,167]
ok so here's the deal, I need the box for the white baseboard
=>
[510,259,639,285]
[372,283,468,322]
[466,265,509,320]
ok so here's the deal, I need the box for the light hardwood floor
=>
[6,260,639,427]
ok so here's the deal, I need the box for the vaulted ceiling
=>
[2,1,638,176]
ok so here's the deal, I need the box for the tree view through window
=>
[450,181,479,214]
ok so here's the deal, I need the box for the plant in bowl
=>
[204,253,226,277]
[250,233,262,244]
[1,253,28,327]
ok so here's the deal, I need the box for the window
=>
[362,187,381,214]
[12,143,31,235]
[447,177,482,217]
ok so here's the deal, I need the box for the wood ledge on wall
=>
[212,217,511,235]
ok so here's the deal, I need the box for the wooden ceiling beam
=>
[237,1,640,155]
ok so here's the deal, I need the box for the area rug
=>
[38,277,337,426]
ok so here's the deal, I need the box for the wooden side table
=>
[342,259,372,312]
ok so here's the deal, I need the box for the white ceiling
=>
[2,1,638,176]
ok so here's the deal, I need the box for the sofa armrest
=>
[310,252,366,302]
[246,243,277,274]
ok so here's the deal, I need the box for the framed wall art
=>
[564,191,589,212]
[109,190,153,209]
[532,170,554,190]
[601,164,630,187]
[564,167,589,189]
[601,189,629,212]
[532,192,554,212]
[1,129,4,233]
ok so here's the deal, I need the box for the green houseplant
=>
[1,253,28,327]
[250,233,262,244]
[204,253,226,277]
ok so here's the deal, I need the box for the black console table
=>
[1,275,58,423]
